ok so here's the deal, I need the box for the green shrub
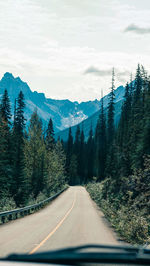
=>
[0,197,16,212]
[86,178,150,245]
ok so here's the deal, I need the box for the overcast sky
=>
[0,0,150,102]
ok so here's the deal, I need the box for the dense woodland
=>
[0,91,66,209]
[64,64,150,244]
[65,65,150,184]
[0,64,150,243]
[85,64,150,244]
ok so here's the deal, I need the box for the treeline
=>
[0,90,66,209]
[64,125,94,185]
[85,64,150,244]
[65,64,150,184]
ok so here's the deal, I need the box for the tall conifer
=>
[107,68,115,145]
[0,90,12,197]
[12,91,26,206]
[46,118,55,150]
[66,127,73,178]
[95,92,107,180]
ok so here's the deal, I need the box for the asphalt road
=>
[0,186,118,258]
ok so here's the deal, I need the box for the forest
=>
[0,64,150,243]
[65,65,150,183]
[65,64,150,244]
[0,91,66,210]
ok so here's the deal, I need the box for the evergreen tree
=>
[55,141,66,188]
[106,69,116,177]
[69,154,78,185]
[95,93,107,180]
[46,141,66,194]
[117,83,132,176]
[74,125,81,179]
[135,72,150,167]
[24,110,46,198]
[130,65,143,169]
[79,128,85,183]
[66,127,73,178]
[134,64,142,101]
[142,79,150,155]
[0,89,11,123]
[13,99,17,128]
[117,83,131,148]
[46,118,55,150]
[15,91,26,133]
[0,115,11,196]
[86,126,94,182]
[0,90,12,197]
[107,68,115,145]
[12,91,26,206]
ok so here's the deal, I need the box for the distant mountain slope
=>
[55,85,125,141]
[0,72,102,132]
[0,72,125,135]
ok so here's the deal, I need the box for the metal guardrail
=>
[0,187,68,224]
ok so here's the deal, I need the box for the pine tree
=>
[13,99,17,128]
[135,71,150,167]
[12,91,26,206]
[46,118,55,150]
[134,64,142,102]
[0,90,12,197]
[95,93,107,180]
[46,141,66,194]
[15,91,26,133]
[106,69,116,177]
[69,154,78,185]
[0,89,11,123]
[117,83,131,148]
[79,128,85,183]
[117,83,132,176]
[74,125,81,178]
[24,110,46,198]
[0,115,11,196]
[55,141,66,188]
[107,68,115,145]
[130,65,143,169]
[142,79,150,155]
[86,126,94,182]
[66,127,73,178]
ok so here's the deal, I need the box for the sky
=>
[0,0,150,102]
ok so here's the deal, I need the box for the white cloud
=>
[0,0,150,101]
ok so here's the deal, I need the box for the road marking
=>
[29,192,76,255]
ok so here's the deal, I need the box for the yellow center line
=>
[29,192,76,255]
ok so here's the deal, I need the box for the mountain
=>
[55,85,125,141]
[0,72,125,136]
[0,72,101,132]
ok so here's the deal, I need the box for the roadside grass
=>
[86,179,150,245]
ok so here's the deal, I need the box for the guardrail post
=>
[1,216,5,223]
[8,214,12,221]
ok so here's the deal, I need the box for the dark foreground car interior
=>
[1,244,150,265]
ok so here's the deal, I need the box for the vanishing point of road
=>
[0,186,118,257]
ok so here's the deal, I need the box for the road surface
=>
[0,186,118,257]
